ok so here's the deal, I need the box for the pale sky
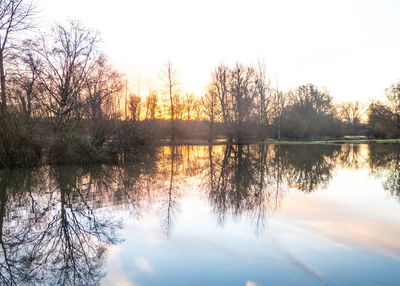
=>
[37,0,400,102]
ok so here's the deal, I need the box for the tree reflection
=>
[205,144,339,233]
[206,144,279,233]
[0,166,123,286]
[279,145,339,192]
[369,144,400,200]
[337,144,366,170]
[24,166,122,285]
[0,168,42,285]
[159,146,181,236]
[1,143,399,284]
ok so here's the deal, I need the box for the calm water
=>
[0,144,399,286]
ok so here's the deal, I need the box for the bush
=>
[49,135,110,165]
[0,112,41,168]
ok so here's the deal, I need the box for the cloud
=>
[101,247,141,286]
[135,256,153,273]
[246,281,258,286]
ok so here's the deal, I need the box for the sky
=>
[37,0,400,102]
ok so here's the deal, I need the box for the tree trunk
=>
[0,49,7,111]
[208,119,213,143]
[170,85,175,142]
[277,117,281,141]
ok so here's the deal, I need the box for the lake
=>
[0,144,399,285]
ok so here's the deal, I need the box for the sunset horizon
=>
[35,0,400,103]
[0,1,399,285]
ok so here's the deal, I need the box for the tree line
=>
[0,0,399,169]
[0,1,156,167]
[136,60,399,142]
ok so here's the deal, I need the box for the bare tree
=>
[292,83,332,115]
[210,63,230,126]
[32,21,101,134]
[273,89,287,141]
[255,60,272,140]
[183,92,195,120]
[0,0,36,111]
[173,92,184,120]
[337,101,365,124]
[85,55,123,147]
[86,56,122,119]
[128,93,141,122]
[161,60,180,141]
[229,63,256,140]
[8,50,41,118]
[144,91,158,120]
[202,88,218,142]
[385,82,400,132]
[386,82,400,114]
[192,97,202,120]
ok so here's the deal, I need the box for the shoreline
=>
[159,138,400,146]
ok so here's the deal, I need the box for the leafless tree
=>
[183,92,195,120]
[144,91,158,120]
[386,82,400,114]
[86,56,122,119]
[32,21,101,134]
[229,63,256,140]
[161,59,180,141]
[255,60,272,139]
[192,97,202,120]
[128,93,141,122]
[337,101,365,124]
[210,63,230,125]
[203,84,219,142]
[85,55,123,147]
[292,83,332,115]
[273,89,287,141]
[173,92,184,120]
[8,50,41,118]
[385,82,400,132]
[0,0,36,111]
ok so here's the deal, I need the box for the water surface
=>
[0,144,399,285]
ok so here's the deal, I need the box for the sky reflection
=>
[0,144,399,285]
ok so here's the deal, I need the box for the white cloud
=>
[101,247,141,286]
[135,256,153,273]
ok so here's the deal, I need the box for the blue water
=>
[1,144,399,285]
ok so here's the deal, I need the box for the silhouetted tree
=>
[229,63,257,141]
[161,60,180,141]
[86,56,123,148]
[210,64,232,137]
[128,93,141,122]
[0,0,36,111]
[337,101,364,125]
[203,85,219,141]
[279,84,339,139]
[183,92,195,120]
[385,82,400,136]
[144,91,158,120]
[367,101,397,138]
[255,60,272,140]
[32,21,100,133]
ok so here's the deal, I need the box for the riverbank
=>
[260,138,400,145]
[160,138,400,146]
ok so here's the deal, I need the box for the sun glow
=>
[37,0,400,103]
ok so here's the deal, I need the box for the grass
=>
[375,139,400,143]
[159,138,400,146]
[259,138,400,145]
